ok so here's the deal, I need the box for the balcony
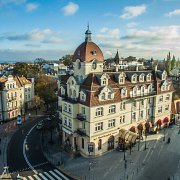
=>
[77,113,86,121]
[76,128,86,136]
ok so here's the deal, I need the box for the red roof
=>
[73,41,104,62]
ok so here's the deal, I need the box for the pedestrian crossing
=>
[22,169,70,180]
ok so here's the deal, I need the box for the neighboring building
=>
[58,28,173,156]
[42,63,59,75]
[170,67,180,89]
[0,75,34,122]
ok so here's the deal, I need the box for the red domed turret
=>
[73,27,104,62]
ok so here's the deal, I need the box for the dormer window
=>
[121,88,127,97]
[102,93,105,100]
[139,74,144,82]
[102,78,106,86]
[131,74,137,83]
[80,90,86,102]
[119,77,124,84]
[92,50,97,55]
[162,71,167,80]
[146,74,151,81]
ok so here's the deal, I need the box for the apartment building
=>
[58,28,173,156]
[0,75,34,122]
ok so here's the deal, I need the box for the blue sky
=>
[0,0,180,61]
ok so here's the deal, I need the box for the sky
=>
[0,0,180,61]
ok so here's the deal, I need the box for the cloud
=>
[62,2,79,16]
[166,9,180,17]
[127,22,138,28]
[26,3,39,12]
[120,5,146,19]
[0,29,63,44]
[0,0,26,6]
[98,27,120,39]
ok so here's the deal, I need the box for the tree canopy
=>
[59,54,73,66]
[13,62,41,78]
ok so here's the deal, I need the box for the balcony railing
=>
[76,128,86,136]
[77,113,86,121]
[130,91,156,99]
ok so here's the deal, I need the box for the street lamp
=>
[88,142,94,180]
[144,133,147,150]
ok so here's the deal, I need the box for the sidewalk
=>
[42,126,178,180]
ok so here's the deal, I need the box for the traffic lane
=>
[7,118,44,173]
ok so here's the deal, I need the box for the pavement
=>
[42,125,180,180]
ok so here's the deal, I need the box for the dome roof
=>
[73,41,104,62]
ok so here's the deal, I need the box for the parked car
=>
[36,122,44,130]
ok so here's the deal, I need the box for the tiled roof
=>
[73,41,104,62]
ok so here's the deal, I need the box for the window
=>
[140,100,144,106]
[108,119,115,128]
[10,84,12,89]
[28,88,31,92]
[140,110,143,118]
[132,75,137,82]
[148,98,151,104]
[120,116,122,123]
[102,93,105,100]
[146,74,151,81]
[82,107,86,114]
[147,109,150,116]
[68,105,71,113]
[28,94,30,99]
[25,88,27,92]
[92,61,97,70]
[78,62,81,69]
[98,139,102,150]
[95,122,103,131]
[96,107,103,116]
[102,78,106,85]
[25,95,27,100]
[64,103,67,111]
[121,88,127,97]
[133,87,137,96]
[159,95,163,102]
[109,105,116,114]
[61,87,65,95]
[158,107,163,114]
[64,116,67,125]
[141,86,145,95]
[132,112,136,120]
[68,119,72,128]
[81,93,86,101]
[119,77,124,84]
[108,92,111,99]
[15,92,17,97]
[165,105,169,111]
[13,83,15,88]
[122,115,125,123]
[165,94,170,101]
[132,101,136,108]
[120,102,126,110]
[139,75,144,82]
[7,84,9,89]
[82,138,84,149]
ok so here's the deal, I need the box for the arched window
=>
[92,61,97,70]
[98,139,102,150]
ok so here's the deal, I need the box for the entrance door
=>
[108,136,114,150]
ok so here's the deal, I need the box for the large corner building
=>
[58,28,173,156]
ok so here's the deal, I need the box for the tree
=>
[166,52,171,76]
[124,56,137,62]
[30,95,44,115]
[13,62,41,78]
[35,75,58,110]
[59,54,73,66]
[171,55,176,70]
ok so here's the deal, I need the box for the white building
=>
[58,28,173,156]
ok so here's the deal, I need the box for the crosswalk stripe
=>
[44,172,56,180]
[33,174,41,180]
[39,173,49,180]
[54,169,69,180]
[49,170,63,180]
[28,176,34,180]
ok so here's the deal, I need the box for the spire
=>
[85,23,92,42]
[114,49,120,65]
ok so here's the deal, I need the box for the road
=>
[7,117,73,180]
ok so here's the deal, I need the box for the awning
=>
[137,123,146,131]
[163,117,169,123]
[119,129,139,143]
[145,121,152,129]
[129,126,138,133]
[157,119,162,126]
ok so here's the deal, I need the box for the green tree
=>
[171,55,176,70]
[35,75,58,110]
[166,52,171,75]
[13,62,41,78]
[59,54,73,66]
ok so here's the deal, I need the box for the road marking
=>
[54,169,69,180]
[39,173,48,180]
[28,176,34,180]
[44,172,56,180]
[23,124,38,174]
[49,170,62,180]
[33,174,41,180]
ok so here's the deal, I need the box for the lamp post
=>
[144,133,147,150]
[88,142,94,180]
[163,127,165,141]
